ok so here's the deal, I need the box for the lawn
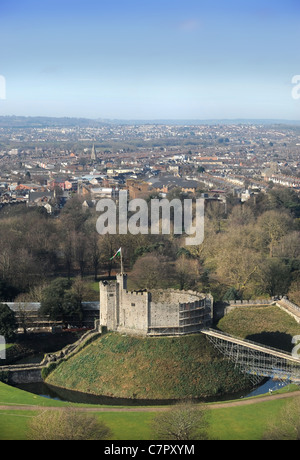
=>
[0,382,299,440]
[217,306,300,352]
[0,410,38,440]
[208,399,287,440]
[1,304,300,440]
[0,381,69,407]
[0,409,156,441]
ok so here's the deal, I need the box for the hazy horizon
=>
[1,115,300,125]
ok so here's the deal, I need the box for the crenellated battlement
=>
[126,290,147,296]
[99,273,213,337]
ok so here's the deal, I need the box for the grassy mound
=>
[45,305,300,400]
[45,332,251,400]
[217,306,300,352]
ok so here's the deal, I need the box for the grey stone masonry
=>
[99,273,213,336]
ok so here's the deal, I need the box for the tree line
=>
[0,186,299,309]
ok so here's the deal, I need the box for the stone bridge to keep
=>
[202,328,300,385]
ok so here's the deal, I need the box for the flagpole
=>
[109,247,123,274]
[120,248,123,274]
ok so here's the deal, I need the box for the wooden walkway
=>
[201,329,300,364]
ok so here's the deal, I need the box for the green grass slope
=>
[45,332,251,400]
[217,306,300,352]
[45,305,300,401]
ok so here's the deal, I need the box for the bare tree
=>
[27,408,112,440]
[151,402,210,440]
[273,231,300,259]
[215,246,261,298]
[288,278,300,307]
[175,255,199,290]
[257,210,291,257]
[13,294,32,334]
[87,231,101,280]
[129,253,171,289]
[74,231,89,278]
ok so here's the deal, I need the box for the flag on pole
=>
[110,247,122,260]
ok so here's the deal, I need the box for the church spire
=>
[91,143,96,161]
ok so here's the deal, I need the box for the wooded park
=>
[0,186,299,314]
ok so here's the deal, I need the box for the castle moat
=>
[12,377,288,406]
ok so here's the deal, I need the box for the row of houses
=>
[265,174,300,189]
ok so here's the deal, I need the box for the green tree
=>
[0,303,17,341]
[268,187,300,218]
[0,279,20,301]
[223,287,241,302]
[39,278,77,324]
[86,227,101,280]
[63,277,96,322]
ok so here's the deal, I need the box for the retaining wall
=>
[0,366,44,384]
[0,328,101,384]
[224,299,274,314]
[276,299,300,324]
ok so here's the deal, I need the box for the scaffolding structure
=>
[202,329,300,385]
[147,302,212,336]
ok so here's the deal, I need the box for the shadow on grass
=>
[246,332,293,353]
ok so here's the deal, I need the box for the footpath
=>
[0,390,299,412]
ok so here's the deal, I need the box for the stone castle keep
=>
[99,273,213,336]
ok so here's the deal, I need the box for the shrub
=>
[41,362,57,380]
[27,408,112,440]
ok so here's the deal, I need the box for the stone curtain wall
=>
[276,298,300,324]
[224,299,274,315]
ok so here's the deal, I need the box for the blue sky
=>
[0,0,300,120]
